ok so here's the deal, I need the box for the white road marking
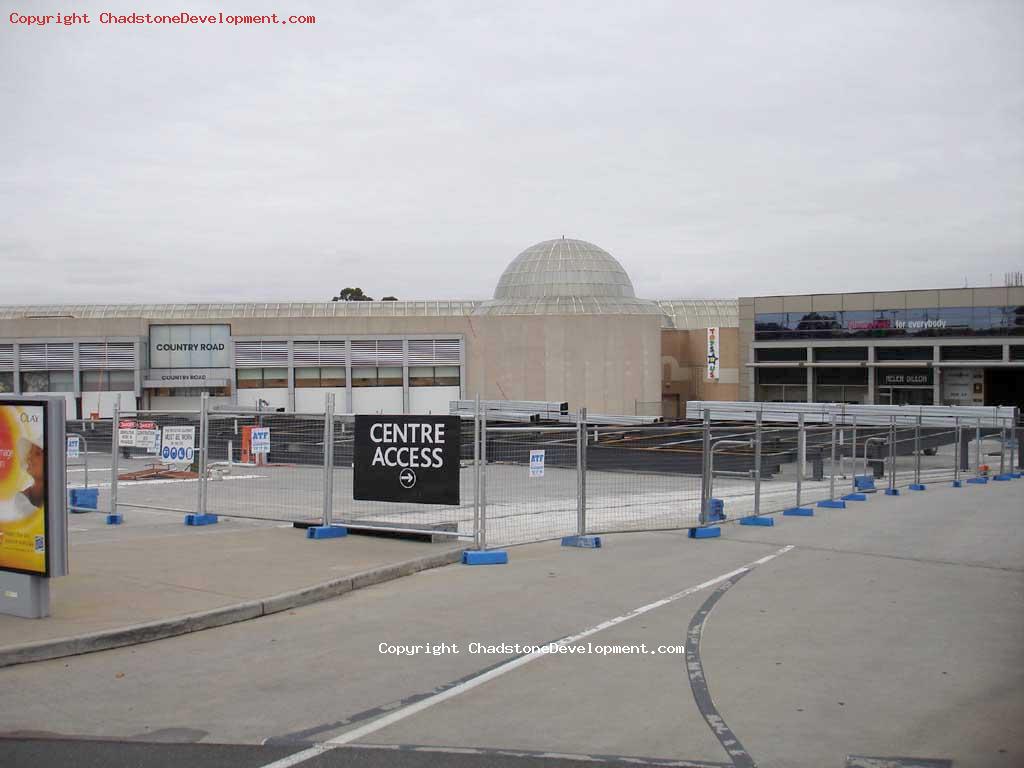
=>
[255,545,795,768]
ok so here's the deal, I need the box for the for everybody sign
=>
[353,416,460,505]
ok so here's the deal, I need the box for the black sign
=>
[353,415,461,505]
[878,368,933,387]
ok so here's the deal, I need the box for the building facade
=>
[739,287,1024,410]
[0,239,735,419]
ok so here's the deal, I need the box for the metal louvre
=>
[79,342,136,369]
[351,339,403,367]
[294,341,347,366]
[0,344,12,371]
[18,342,74,370]
[408,339,461,365]
[234,341,288,367]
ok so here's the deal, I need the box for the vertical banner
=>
[0,403,50,575]
[706,327,720,381]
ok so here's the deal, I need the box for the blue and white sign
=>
[251,427,271,455]
[66,435,81,459]
[529,449,545,478]
[161,426,196,467]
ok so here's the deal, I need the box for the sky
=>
[1,0,1022,305]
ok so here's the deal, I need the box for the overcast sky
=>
[1,0,1022,305]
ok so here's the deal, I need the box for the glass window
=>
[351,368,377,387]
[49,370,74,391]
[815,368,868,386]
[409,366,435,387]
[814,347,868,362]
[81,370,104,391]
[109,370,134,390]
[320,367,346,387]
[377,366,402,387]
[757,368,805,385]
[0,372,12,393]
[295,367,321,388]
[940,345,1003,361]
[21,371,74,392]
[435,365,460,386]
[237,369,262,389]
[754,348,806,362]
[262,367,288,388]
[876,346,933,361]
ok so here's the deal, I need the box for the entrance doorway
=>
[984,368,1024,410]
[876,387,934,406]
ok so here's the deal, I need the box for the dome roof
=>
[493,238,636,300]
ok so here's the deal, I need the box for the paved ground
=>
[1,476,1021,767]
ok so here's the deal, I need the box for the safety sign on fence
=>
[161,425,196,467]
[529,449,545,478]
[251,427,270,455]
[66,435,80,459]
[353,415,461,505]
[135,421,161,453]
[117,419,137,447]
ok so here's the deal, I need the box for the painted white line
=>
[256,544,795,768]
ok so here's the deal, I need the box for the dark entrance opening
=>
[985,368,1024,411]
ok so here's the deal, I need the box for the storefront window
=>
[320,367,345,387]
[81,370,135,391]
[756,368,806,402]
[236,368,286,389]
[262,368,287,388]
[377,366,402,387]
[21,370,73,392]
[0,372,12,393]
[295,367,347,388]
[814,368,868,404]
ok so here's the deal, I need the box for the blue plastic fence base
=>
[842,493,868,502]
[185,513,219,526]
[739,516,774,526]
[105,513,122,525]
[909,484,927,491]
[1012,473,1023,479]
[994,474,1013,481]
[952,480,963,488]
[688,526,721,539]
[462,550,508,565]
[561,535,602,548]
[884,488,900,496]
[817,499,846,509]
[783,507,814,516]
[307,526,348,539]
[68,488,99,511]
[967,477,988,485]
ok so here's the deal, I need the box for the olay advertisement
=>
[0,403,49,575]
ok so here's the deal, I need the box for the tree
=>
[332,287,373,302]
[381,296,398,301]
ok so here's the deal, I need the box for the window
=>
[236,368,288,389]
[755,368,806,402]
[409,365,460,386]
[814,368,868,404]
[0,372,12,393]
[939,345,1003,361]
[295,367,347,388]
[351,368,377,387]
[876,346,933,361]
[352,367,403,387]
[21,370,74,392]
[81,370,135,391]
[814,347,868,362]
[754,348,806,362]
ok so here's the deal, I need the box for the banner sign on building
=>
[706,327,720,381]
[529,450,545,478]
[251,427,270,455]
[0,400,60,577]
[877,369,933,387]
[353,415,460,505]
[66,435,80,459]
[148,324,231,369]
[161,426,196,467]
[117,419,138,448]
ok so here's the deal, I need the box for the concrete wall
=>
[409,386,461,415]
[661,328,741,414]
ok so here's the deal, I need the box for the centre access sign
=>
[353,415,460,505]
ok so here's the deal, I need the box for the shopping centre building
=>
[0,238,739,419]
[739,287,1024,410]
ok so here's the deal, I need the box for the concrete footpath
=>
[0,510,463,668]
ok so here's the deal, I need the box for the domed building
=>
[0,237,739,418]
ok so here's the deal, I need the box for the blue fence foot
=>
[307,526,348,539]
[462,550,508,565]
[688,526,721,539]
[817,499,846,509]
[783,507,814,516]
[884,488,900,496]
[952,480,963,488]
[994,474,1013,481]
[739,515,774,526]
[842,493,868,502]
[909,484,927,491]
[966,477,988,484]
[105,513,122,525]
[561,535,602,548]
[1012,473,1023,479]
[185,513,219,526]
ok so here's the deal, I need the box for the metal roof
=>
[657,299,739,330]
[493,238,636,300]
[0,301,482,320]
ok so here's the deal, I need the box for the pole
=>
[976,418,982,477]
[954,418,960,484]
[999,419,1007,476]
[199,392,209,516]
[888,418,896,492]
[829,413,837,501]
[914,414,922,486]
[753,410,762,517]
[850,416,858,493]
[577,407,587,536]
[795,414,804,508]
[322,392,334,527]
[701,409,711,524]
[480,403,488,551]
[473,394,481,551]
[111,402,120,518]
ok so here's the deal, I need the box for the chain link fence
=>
[85,395,1019,548]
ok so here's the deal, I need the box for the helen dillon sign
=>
[353,416,460,505]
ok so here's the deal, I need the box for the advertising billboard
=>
[0,402,50,575]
